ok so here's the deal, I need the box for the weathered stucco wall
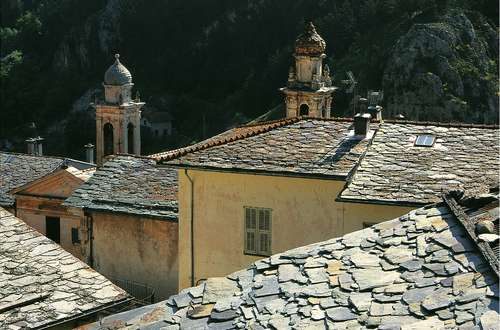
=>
[15,196,84,260]
[91,212,178,301]
[178,169,414,289]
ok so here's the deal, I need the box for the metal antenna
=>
[341,71,358,116]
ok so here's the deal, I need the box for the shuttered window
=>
[244,207,272,256]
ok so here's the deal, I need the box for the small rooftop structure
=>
[0,208,130,328]
[0,152,94,208]
[64,155,178,220]
[84,192,500,329]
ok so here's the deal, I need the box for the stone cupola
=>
[103,54,134,105]
[280,22,336,118]
[295,22,326,56]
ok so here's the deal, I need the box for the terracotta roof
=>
[84,193,500,329]
[339,122,499,205]
[157,117,370,179]
[64,155,178,220]
[0,208,130,329]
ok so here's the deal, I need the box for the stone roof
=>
[154,118,499,205]
[104,54,132,86]
[0,208,130,329]
[295,22,326,56]
[85,193,500,329]
[0,152,65,207]
[340,121,500,205]
[159,117,370,179]
[64,155,178,220]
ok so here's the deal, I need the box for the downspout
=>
[85,211,94,268]
[184,169,195,286]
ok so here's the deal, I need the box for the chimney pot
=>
[84,143,95,164]
[34,136,44,156]
[25,138,36,155]
[354,113,371,137]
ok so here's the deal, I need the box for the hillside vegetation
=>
[1,0,498,158]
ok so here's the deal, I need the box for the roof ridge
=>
[157,117,303,162]
[240,116,354,128]
[380,119,499,129]
[114,153,156,160]
[0,151,66,161]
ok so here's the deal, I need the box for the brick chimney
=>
[84,143,95,164]
[354,113,371,137]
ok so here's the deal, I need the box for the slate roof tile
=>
[64,155,178,220]
[86,192,500,329]
[340,122,499,205]
[153,118,498,205]
[0,208,129,328]
[159,117,369,178]
[0,152,64,207]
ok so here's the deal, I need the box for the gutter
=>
[184,169,195,287]
[335,196,429,208]
[159,164,347,182]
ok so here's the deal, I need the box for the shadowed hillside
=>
[1,0,498,158]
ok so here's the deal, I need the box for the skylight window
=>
[415,134,435,147]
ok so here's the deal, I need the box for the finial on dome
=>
[104,53,132,85]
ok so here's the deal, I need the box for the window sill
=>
[244,251,271,257]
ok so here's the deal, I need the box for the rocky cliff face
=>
[383,12,498,124]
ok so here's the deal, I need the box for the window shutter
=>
[244,207,271,256]
[257,209,272,255]
[244,208,257,254]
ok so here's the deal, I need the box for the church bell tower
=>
[280,22,336,118]
[95,54,144,166]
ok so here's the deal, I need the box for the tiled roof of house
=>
[339,122,499,205]
[85,193,499,330]
[0,152,65,207]
[64,155,178,220]
[157,117,370,179]
[0,208,130,329]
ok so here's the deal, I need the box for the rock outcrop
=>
[383,12,498,123]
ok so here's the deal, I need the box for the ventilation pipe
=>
[84,143,95,164]
[34,136,44,156]
[26,138,36,155]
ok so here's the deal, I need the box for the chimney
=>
[354,113,371,137]
[84,143,95,164]
[34,136,44,156]
[367,90,383,121]
[367,105,383,121]
[26,138,36,155]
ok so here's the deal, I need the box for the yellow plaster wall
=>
[91,212,178,301]
[178,169,414,289]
